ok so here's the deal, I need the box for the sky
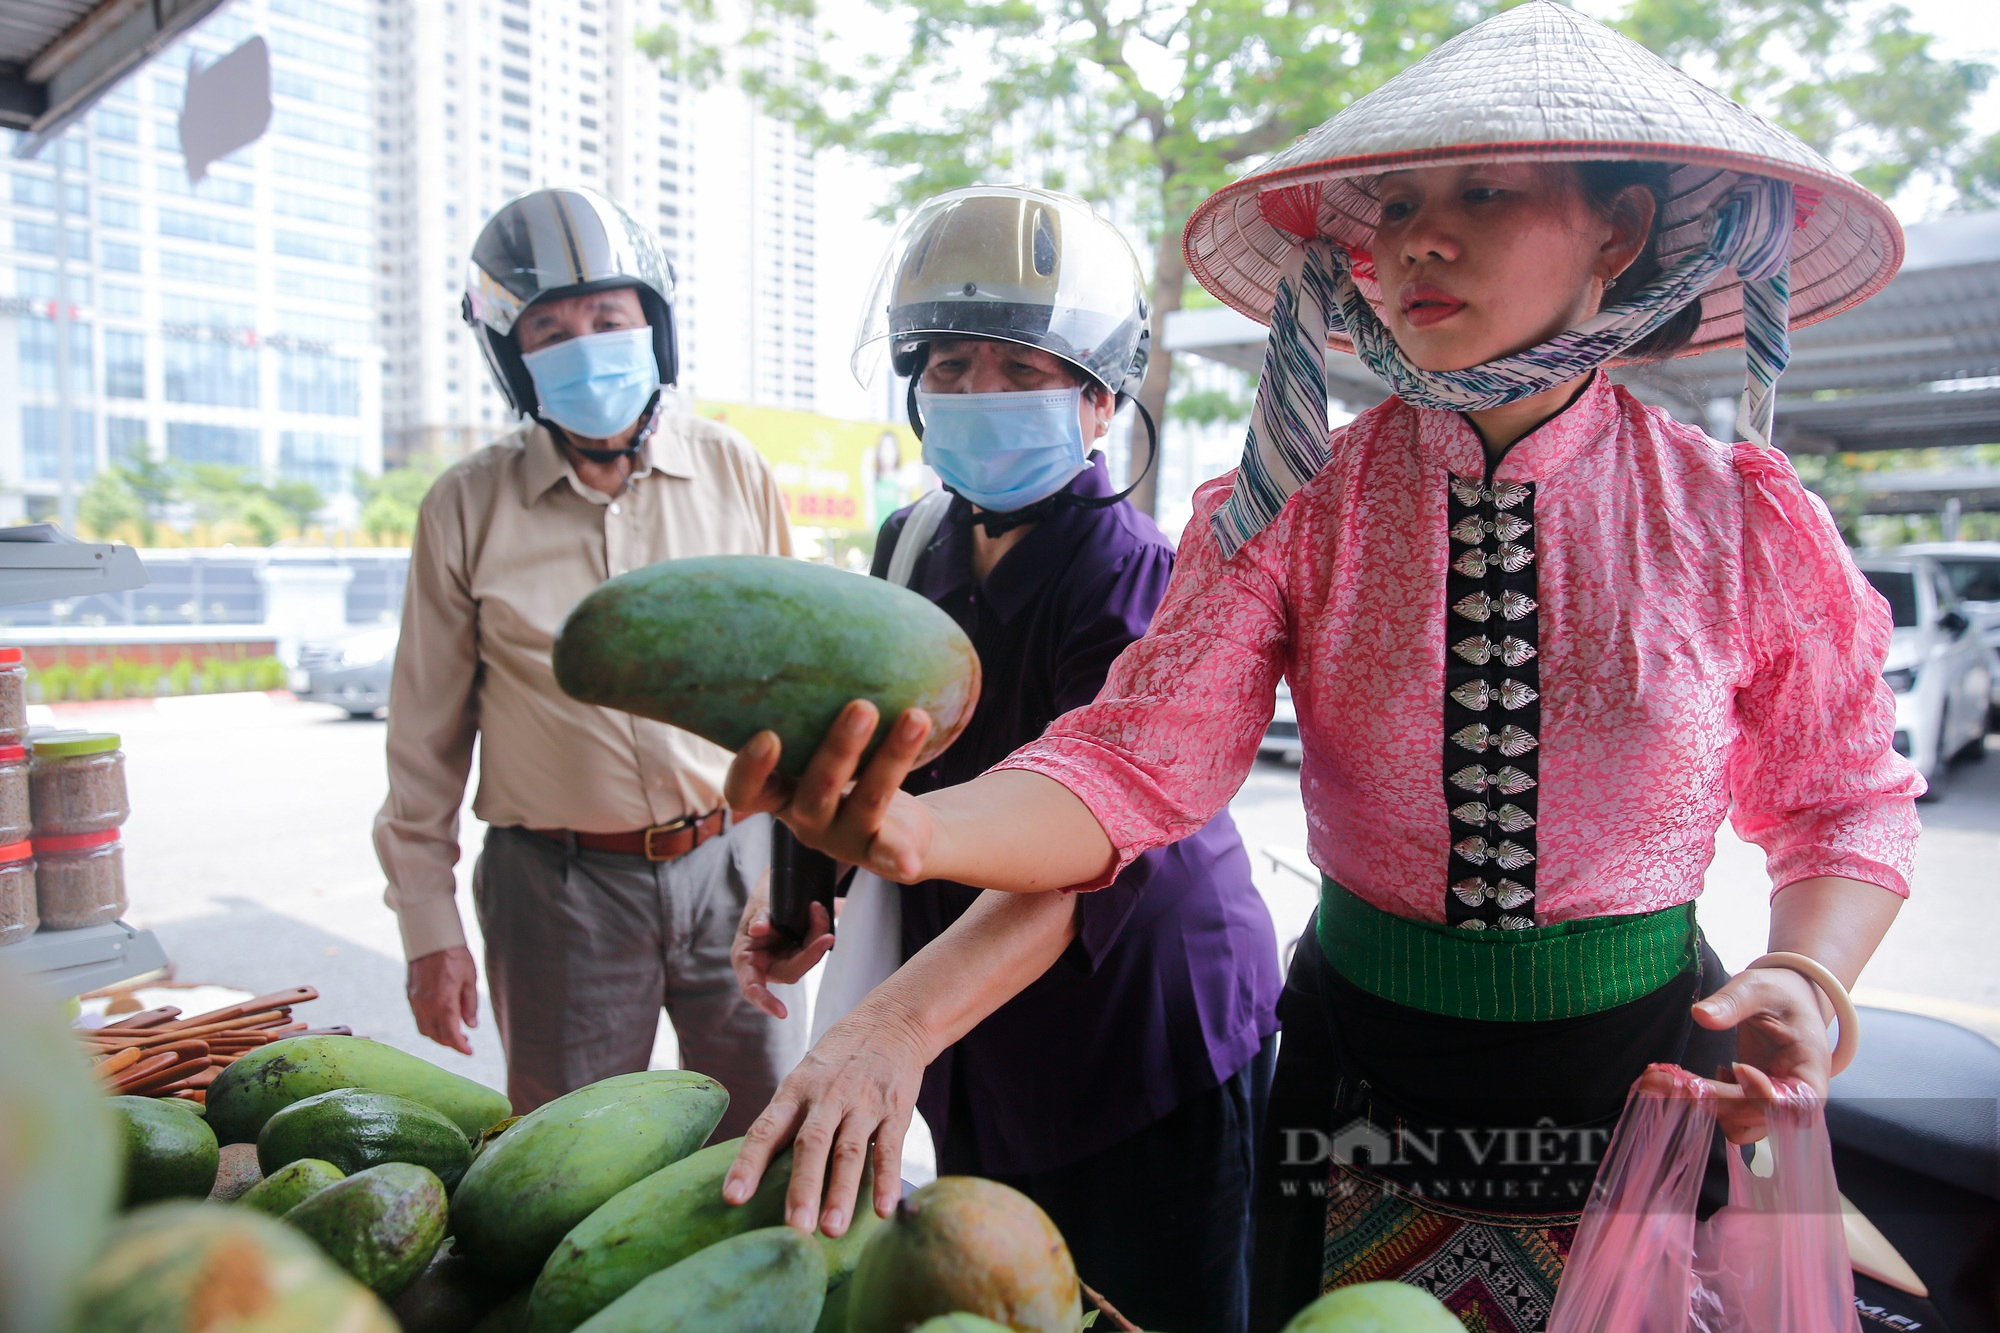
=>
[809,0,2000,422]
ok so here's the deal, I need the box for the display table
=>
[0,920,168,996]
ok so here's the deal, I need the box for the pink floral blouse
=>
[998,374,1923,927]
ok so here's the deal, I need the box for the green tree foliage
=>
[357,456,446,545]
[74,456,327,546]
[644,0,1995,511]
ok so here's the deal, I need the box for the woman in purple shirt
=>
[731,187,1280,1333]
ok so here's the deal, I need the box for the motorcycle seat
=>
[1828,1006,2000,1202]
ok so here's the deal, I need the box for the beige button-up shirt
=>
[373,415,793,959]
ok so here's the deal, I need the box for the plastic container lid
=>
[0,745,25,763]
[0,648,22,667]
[31,733,120,759]
[0,839,31,864]
[32,829,120,854]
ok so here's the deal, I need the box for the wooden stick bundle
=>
[82,987,328,1097]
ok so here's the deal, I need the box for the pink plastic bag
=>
[1547,1063,1859,1333]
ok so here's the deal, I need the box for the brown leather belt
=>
[528,809,730,862]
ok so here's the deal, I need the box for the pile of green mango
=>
[7,981,1466,1333]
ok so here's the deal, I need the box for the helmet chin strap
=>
[540,390,664,466]
[906,374,1160,535]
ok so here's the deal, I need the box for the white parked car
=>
[1898,541,2000,724]
[1259,680,1302,763]
[1856,554,1992,795]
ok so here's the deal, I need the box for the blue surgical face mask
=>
[915,387,1089,512]
[520,326,661,440]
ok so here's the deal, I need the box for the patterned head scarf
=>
[1182,1,1904,559]
[1210,177,1797,557]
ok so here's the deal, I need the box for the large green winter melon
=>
[71,1201,394,1333]
[553,555,981,777]
[0,964,120,1333]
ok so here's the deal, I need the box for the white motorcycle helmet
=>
[853,186,1156,521]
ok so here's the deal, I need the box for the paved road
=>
[87,695,2000,1100]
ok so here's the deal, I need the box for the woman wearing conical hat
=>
[718,3,1922,1325]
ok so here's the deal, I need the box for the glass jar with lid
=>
[0,648,25,746]
[0,743,29,846]
[33,831,122,930]
[29,733,129,837]
[0,839,34,945]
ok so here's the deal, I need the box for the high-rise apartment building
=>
[375,0,819,462]
[0,0,384,526]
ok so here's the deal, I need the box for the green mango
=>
[207,1035,512,1145]
[282,1162,448,1301]
[238,1157,346,1217]
[911,1319,1015,1333]
[391,1243,521,1333]
[209,1141,264,1202]
[811,1279,850,1333]
[0,963,119,1333]
[258,1088,472,1190]
[471,1287,535,1333]
[1279,1282,1462,1332]
[846,1177,1082,1333]
[572,1227,826,1333]
[72,1201,394,1333]
[451,1070,727,1280]
[552,555,982,778]
[111,1094,220,1208]
[471,1116,521,1161]
[525,1138,794,1332]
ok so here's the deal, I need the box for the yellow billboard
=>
[695,400,930,535]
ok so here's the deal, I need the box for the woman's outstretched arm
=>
[722,884,1081,1235]
[725,701,1118,892]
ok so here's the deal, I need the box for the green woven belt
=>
[1317,878,1696,1023]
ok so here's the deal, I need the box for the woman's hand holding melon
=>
[726,700,940,884]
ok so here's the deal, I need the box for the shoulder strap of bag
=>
[884,487,954,589]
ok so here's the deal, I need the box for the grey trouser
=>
[473,816,806,1138]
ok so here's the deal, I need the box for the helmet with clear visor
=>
[852,187,1150,397]
[462,187,678,419]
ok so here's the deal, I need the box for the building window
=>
[17,317,94,392]
[105,330,146,399]
[100,196,141,230]
[95,152,140,186]
[10,171,53,208]
[502,90,530,106]
[161,250,256,289]
[12,219,88,261]
[158,208,255,248]
[278,432,360,493]
[106,417,150,467]
[153,164,256,206]
[163,338,259,407]
[276,230,367,266]
[93,108,140,142]
[19,408,97,482]
[166,422,259,469]
[101,240,143,272]
[278,350,362,416]
[102,284,143,316]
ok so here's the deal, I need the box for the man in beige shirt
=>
[375,187,803,1127]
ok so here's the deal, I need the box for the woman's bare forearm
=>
[1765,875,1902,1017]
[917,769,1118,892]
[850,886,1081,1062]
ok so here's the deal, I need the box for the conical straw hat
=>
[1182,0,1903,357]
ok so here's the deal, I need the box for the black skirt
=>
[1248,911,1740,1332]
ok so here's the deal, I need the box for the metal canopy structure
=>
[1,0,229,159]
[1164,209,2000,454]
